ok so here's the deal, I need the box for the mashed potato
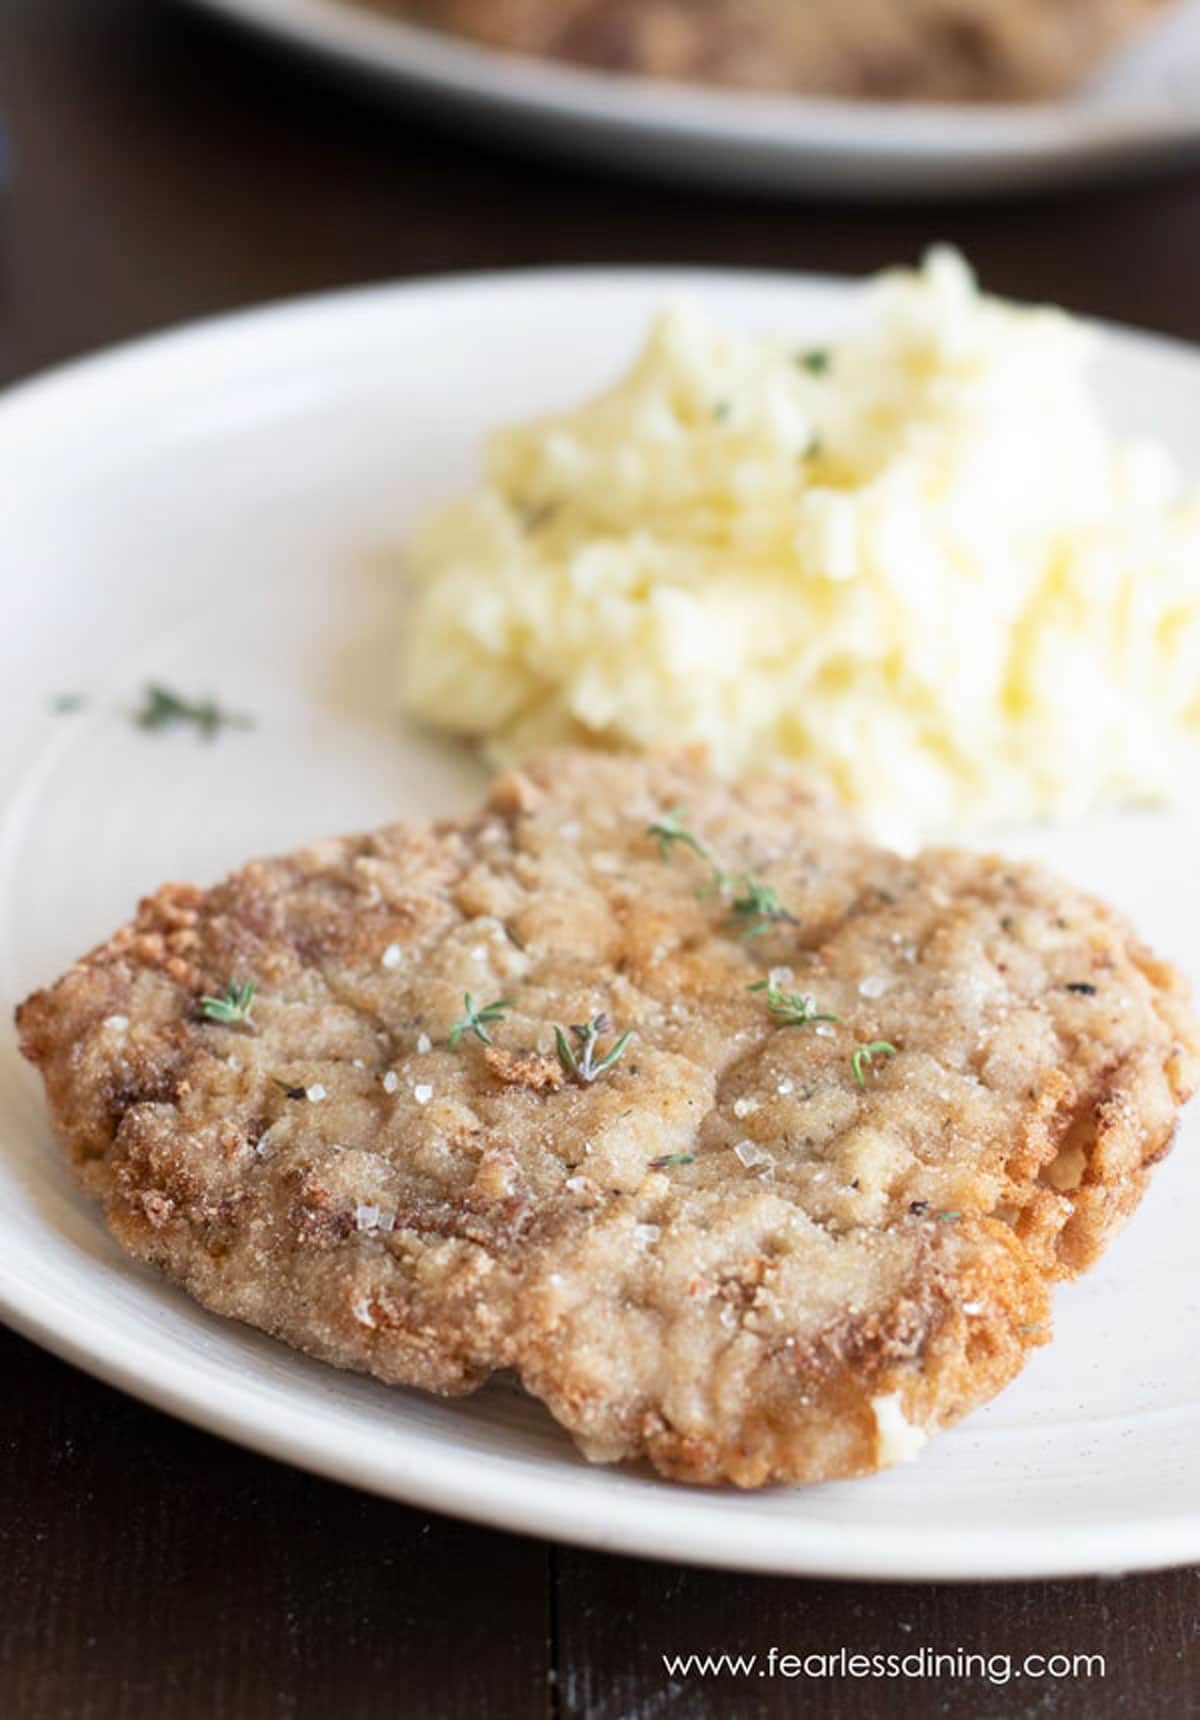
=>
[401,250,1200,835]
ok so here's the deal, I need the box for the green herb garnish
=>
[851,1040,898,1088]
[646,808,708,863]
[935,1210,962,1224]
[135,682,252,740]
[729,880,796,942]
[648,809,795,942]
[649,1152,696,1169]
[199,979,256,1028]
[748,979,838,1028]
[554,1014,633,1085]
[448,993,513,1049]
[798,348,831,375]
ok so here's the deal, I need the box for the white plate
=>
[184,0,1200,196]
[2,268,1199,1580]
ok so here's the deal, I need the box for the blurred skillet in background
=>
[182,0,1200,195]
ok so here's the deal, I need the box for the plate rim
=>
[4,264,1200,1581]
[3,257,1200,434]
[4,1262,1200,1582]
[179,0,1200,191]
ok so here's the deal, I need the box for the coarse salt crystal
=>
[382,1070,399,1094]
[381,943,402,969]
[769,966,794,987]
[777,1077,796,1096]
[634,1224,661,1246]
[815,1022,836,1038]
[734,1139,772,1169]
[306,1084,326,1103]
[858,975,890,999]
[471,944,487,962]
[353,1297,377,1329]
[355,1203,381,1232]
[962,1300,984,1316]
[377,1211,395,1233]
[733,1097,758,1119]
[103,1014,129,1032]
[565,1176,590,1195]
[352,1058,366,1069]
[416,1032,432,1054]
[413,1083,433,1105]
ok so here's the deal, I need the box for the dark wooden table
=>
[3,4,1200,1716]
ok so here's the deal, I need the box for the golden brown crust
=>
[398,0,1171,102]
[17,749,1198,1486]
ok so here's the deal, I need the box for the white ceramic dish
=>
[2,268,1199,1579]
[183,0,1200,196]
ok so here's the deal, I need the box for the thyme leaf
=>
[648,808,796,942]
[199,979,256,1028]
[798,348,831,375]
[748,979,838,1028]
[728,878,796,942]
[649,1152,696,1169]
[646,808,708,863]
[851,1040,898,1088]
[554,1014,633,1084]
[448,993,513,1049]
[135,682,252,740]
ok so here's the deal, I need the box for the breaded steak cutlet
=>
[17,750,1199,1486]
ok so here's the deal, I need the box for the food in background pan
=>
[391,0,1174,102]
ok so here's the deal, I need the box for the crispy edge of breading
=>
[14,756,1200,1487]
